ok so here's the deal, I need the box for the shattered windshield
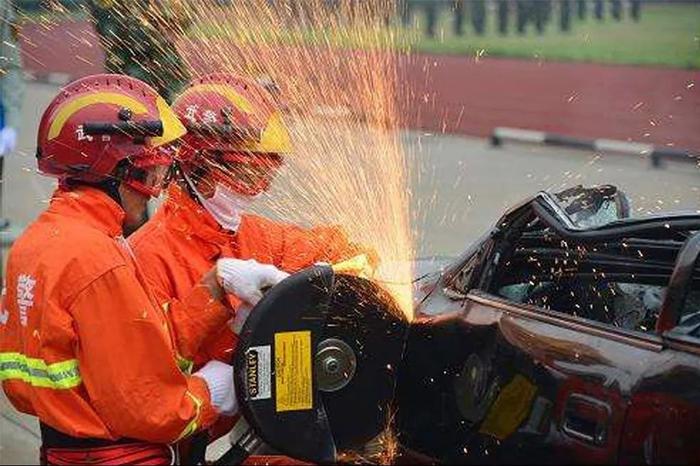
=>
[552,185,629,229]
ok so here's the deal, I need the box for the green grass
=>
[406,4,700,69]
[193,3,700,69]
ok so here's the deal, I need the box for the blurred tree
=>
[497,0,509,35]
[577,0,586,20]
[560,0,571,31]
[594,0,604,20]
[400,0,412,27]
[425,1,437,37]
[88,0,191,102]
[533,0,549,35]
[470,0,486,35]
[543,0,553,23]
[454,0,465,36]
[383,7,391,27]
[516,0,529,34]
[630,0,641,21]
[289,0,301,21]
[610,0,622,21]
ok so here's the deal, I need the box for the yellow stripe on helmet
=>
[248,111,292,154]
[47,92,149,140]
[151,96,186,148]
[178,84,254,114]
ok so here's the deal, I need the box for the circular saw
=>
[229,264,409,463]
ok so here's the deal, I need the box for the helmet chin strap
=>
[181,166,205,206]
[100,178,123,205]
[99,159,133,206]
[177,163,205,206]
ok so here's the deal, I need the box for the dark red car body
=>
[396,189,700,464]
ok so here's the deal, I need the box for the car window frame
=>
[448,241,669,346]
[657,232,700,333]
[466,289,664,351]
[444,193,700,344]
[658,232,700,355]
[483,257,672,341]
[662,330,700,356]
[445,195,700,343]
[483,230,671,340]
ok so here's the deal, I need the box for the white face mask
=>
[183,173,255,232]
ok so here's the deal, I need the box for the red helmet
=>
[171,73,292,196]
[36,74,186,196]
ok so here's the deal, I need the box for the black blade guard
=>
[233,265,408,463]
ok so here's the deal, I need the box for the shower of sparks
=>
[336,405,400,464]
[65,0,416,316]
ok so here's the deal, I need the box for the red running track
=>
[402,54,699,151]
[18,20,700,151]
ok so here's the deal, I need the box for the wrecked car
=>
[402,185,700,464]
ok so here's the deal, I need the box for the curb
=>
[23,70,75,86]
[490,127,700,169]
[1,226,22,248]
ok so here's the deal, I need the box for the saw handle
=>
[213,429,261,465]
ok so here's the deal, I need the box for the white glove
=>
[193,360,237,416]
[217,258,289,306]
[0,127,17,157]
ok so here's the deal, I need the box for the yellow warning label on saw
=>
[274,331,313,412]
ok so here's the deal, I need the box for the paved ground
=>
[0,81,698,464]
[403,129,699,257]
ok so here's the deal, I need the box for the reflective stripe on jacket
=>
[0,186,227,443]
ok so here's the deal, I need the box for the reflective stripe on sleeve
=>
[176,355,194,375]
[0,352,81,389]
[161,303,194,376]
[174,390,203,442]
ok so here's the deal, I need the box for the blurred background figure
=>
[0,0,25,230]
[87,0,191,102]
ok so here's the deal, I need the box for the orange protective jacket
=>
[0,187,231,443]
[129,184,369,367]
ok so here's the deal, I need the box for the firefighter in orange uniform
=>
[0,74,288,465]
[128,73,375,463]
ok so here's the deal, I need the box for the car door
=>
[460,291,664,464]
[620,233,700,464]
[399,259,674,465]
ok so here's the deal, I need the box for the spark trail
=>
[161,0,415,316]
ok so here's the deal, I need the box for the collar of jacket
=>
[48,186,125,238]
[163,184,236,260]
